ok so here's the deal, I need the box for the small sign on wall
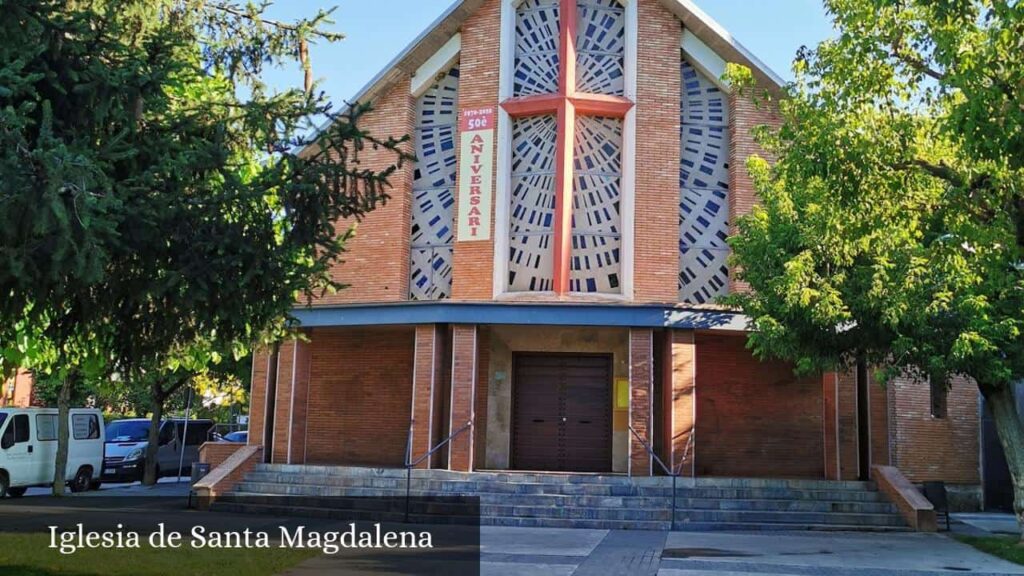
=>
[456,106,495,242]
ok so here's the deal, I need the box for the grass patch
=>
[0,533,320,576]
[956,535,1024,566]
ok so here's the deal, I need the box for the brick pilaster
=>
[448,325,479,471]
[450,0,499,300]
[629,328,654,476]
[411,325,442,468]
[272,340,295,464]
[823,372,840,480]
[287,335,312,464]
[670,330,696,476]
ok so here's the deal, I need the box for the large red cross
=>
[501,0,633,294]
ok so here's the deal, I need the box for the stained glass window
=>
[410,67,459,300]
[570,116,622,293]
[576,0,625,96]
[679,58,730,304]
[505,0,630,295]
[514,0,561,97]
[508,115,557,292]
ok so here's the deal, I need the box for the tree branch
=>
[205,3,344,42]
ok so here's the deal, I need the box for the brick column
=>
[448,325,479,472]
[823,371,840,480]
[247,348,270,449]
[272,340,295,464]
[670,330,696,476]
[411,325,443,469]
[287,335,312,464]
[629,328,654,476]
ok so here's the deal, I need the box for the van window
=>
[36,414,58,441]
[1,414,29,449]
[72,413,100,440]
[158,422,176,445]
[106,420,149,442]
[179,422,213,446]
[0,413,7,429]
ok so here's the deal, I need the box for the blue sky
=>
[262,0,835,105]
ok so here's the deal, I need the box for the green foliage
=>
[727,0,1024,392]
[0,0,410,377]
[0,0,410,490]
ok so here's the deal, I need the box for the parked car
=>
[0,407,105,497]
[219,431,247,443]
[101,418,215,483]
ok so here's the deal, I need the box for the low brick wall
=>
[873,465,937,532]
[193,444,263,509]
[198,442,245,469]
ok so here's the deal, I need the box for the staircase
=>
[215,464,909,532]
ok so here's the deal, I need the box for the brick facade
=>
[629,329,654,476]
[302,327,415,467]
[633,0,683,302]
[450,0,500,300]
[695,333,824,478]
[235,0,981,492]
[890,375,980,485]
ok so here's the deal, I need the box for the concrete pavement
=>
[477,527,1024,576]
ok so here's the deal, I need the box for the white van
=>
[0,407,105,497]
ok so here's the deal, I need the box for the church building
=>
[245,0,991,509]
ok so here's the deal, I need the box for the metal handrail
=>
[402,419,474,522]
[627,424,680,531]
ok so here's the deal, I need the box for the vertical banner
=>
[457,106,495,241]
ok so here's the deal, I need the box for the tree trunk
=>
[143,385,165,487]
[981,381,1024,543]
[51,373,74,496]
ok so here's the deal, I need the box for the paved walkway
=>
[478,527,1024,576]
[955,513,1019,536]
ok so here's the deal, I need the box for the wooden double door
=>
[512,353,612,472]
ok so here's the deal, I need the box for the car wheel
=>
[6,487,26,498]
[69,467,91,493]
[89,481,102,491]
[0,474,8,498]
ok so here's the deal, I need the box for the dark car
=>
[102,419,215,482]
[220,431,248,443]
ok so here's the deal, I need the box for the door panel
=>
[512,354,612,472]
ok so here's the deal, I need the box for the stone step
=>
[674,509,906,527]
[234,481,895,514]
[239,474,889,502]
[254,464,877,491]
[672,521,911,532]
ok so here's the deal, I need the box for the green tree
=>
[0,0,410,494]
[726,0,1024,537]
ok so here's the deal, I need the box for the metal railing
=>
[402,419,474,523]
[627,424,681,531]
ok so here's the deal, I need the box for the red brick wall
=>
[868,369,891,468]
[890,375,979,484]
[837,369,859,480]
[728,83,781,294]
[695,333,824,478]
[248,349,269,449]
[272,340,295,463]
[633,0,682,302]
[303,326,415,467]
[450,0,500,300]
[670,330,696,475]
[449,325,479,471]
[313,80,416,305]
[629,329,654,476]
[411,325,441,468]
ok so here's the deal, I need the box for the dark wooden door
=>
[512,354,612,472]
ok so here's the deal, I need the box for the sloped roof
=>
[341,0,785,110]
